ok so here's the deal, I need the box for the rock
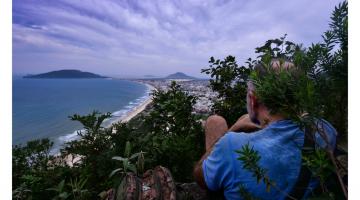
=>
[176,182,208,200]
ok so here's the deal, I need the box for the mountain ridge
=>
[164,72,196,79]
[23,69,107,79]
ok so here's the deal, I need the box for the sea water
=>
[12,77,150,153]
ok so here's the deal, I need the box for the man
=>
[193,60,337,199]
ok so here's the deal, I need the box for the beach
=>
[108,82,156,126]
[119,83,156,123]
[120,97,153,122]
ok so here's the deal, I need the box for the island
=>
[23,69,107,79]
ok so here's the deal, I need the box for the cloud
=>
[13,0,344,77]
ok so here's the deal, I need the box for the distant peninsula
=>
[23,70,107,79]
[165,72,196,80]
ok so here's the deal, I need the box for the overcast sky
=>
[13,0,343,78]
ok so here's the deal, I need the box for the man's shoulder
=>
[209,132,249,156]
[219,129,269,150]
[219,131,249,146]
[224,129,269,142]
[223,122,304,151]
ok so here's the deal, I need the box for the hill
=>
[165,72,196,80]
[23,69,107,79]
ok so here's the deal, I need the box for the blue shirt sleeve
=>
[202,134,233,191]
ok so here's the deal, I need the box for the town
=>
[137,79,218,114]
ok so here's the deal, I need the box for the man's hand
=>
[229,114,261,133]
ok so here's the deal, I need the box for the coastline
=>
[119,97,152,123]
[107,82,156,126]
[60,82,157,165]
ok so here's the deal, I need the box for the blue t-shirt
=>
[202,119,337,200]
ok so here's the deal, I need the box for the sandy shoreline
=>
[120,97,152,122]
[107,82,156,127]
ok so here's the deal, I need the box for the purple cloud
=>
[13,0,344,78]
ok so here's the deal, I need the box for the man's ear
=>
[247,90,261,125]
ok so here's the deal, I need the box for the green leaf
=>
[112,156,126,161]
[109,168,123,178]
[124,141,132,157]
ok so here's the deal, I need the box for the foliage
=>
[306,1,348,138]
[249,58,317,121]
[60,111,129,198]
[238,184,260,200]
[13,183,32,200]
[146,81,200,136]
[12,138,66,200]
[68,177,89,200]
[143,81,205,182]
[201,56,254,125]
[13,138,53,184]
[46,180,70,200]
[302,149,334,189]
[110,141,146,177]
[236,143,274,192]
[254,34,303,62]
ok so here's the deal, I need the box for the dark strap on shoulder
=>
[287,131,315,200]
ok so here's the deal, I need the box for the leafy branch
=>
[236,143,297,200]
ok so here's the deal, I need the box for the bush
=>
[201,55,254,126]
[141,81,205,182]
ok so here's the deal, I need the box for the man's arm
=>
[229,114,261,133]
[194,133,222,190]
[193,149,212,189]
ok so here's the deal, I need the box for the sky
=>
[13,0,344,78]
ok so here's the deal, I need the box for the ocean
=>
[12,77,150,153]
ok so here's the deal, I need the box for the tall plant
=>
[144,81,205,182]
[201,55,254,125]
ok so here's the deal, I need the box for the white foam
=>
[58,129,84,142]
[111,110,127,117]
[50,129,85,155]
